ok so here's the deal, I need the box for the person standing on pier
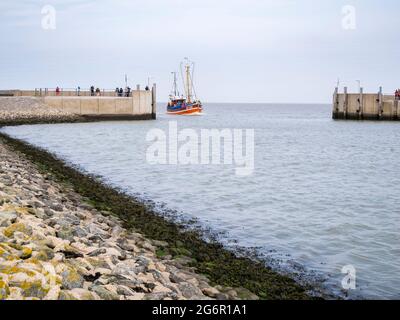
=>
[90,86,95,96]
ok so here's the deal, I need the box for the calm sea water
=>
[2,103,400,299]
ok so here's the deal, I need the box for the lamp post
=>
[147,76,153,88]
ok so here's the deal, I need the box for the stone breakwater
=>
[0,97,80,125]
[0,142,255,300]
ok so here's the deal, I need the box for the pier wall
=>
[0,86,157,119]
[333,87,399,120]
[44,94,151,116]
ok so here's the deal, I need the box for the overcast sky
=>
[0,0,399,103]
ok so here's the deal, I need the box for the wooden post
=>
[394,99,399,120]
[151,83,157,120]
[378,86,383,119]
[334,87,338,111]
[332,87,339,119]
[358,87,363,119]
[344,87,348,119]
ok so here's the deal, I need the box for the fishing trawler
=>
[167,58,203,115]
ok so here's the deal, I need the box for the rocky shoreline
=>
[0,97,313,300]
[0,141,257,300]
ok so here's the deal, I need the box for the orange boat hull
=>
[166,105,203,115]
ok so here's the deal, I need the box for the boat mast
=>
[184,58,192,103]
[171,72,177,97]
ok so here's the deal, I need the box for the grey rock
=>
[28,199,45,208]
[111,261,145,277]
[88,234,107,242]
[109,255,121,266]
[34,246,55,261]
[141,242,156,253]
[177,283,204,299]
[61,268,85,290]
[191,295,214,300]
[87,224,110,238]
[202,287,220,298]
[50,203,64,212]
[105,275,147,292]
[116,285,136,296]
[215,293,230,300]
[72,227,88,238]
[30,208,48,220]
[59,245,84,259]
[136,256,151,267]
[110,225,124,237]
[116,238,136,252]
[226,289,238,299]
[43,208,55,217]
[56,226,75,241]
[88,248,107,257]
[90,285,120,300]
[51,216,80,227]
[0,211,17,227]
[144,292,178,300]
[93,277,110,286]
[169,272,185,283]
[65,213,81,223]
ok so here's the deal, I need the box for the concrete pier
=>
[0,85,157,120]
[333,87,399,121]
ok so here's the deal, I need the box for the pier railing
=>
[0,87,152,98]
[32,87,151,97]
